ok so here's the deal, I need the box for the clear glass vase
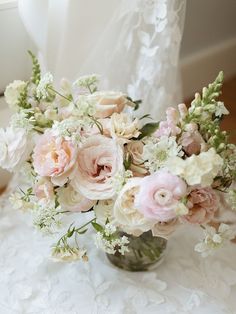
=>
[106,231,167,271]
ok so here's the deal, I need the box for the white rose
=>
[113,178,155,236]
[125,141,147,176]
[0,127,32,172]
[110,113,140,141]
[57,185,95,212]
[166,148,223,187]
[4,80,27,110]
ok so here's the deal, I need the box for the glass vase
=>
[106,230,167,271]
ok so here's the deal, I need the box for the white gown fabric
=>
[0,178,236,314]
[18,0,186,119]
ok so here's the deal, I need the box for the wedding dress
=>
[19,0,186,119]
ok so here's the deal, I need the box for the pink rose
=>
[135,170,187,221]
[34,177,55,204]
[72,135,124,200]
[155,107,181,137]
[88,91,129,119]
[33,131,77,186]
[179,123,207,156]
[182,186,218,224]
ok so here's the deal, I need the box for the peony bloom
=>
[110,113,140,141]
[166,148,223,187]
[135,170,187,221]
[113,178,155,236]
[32,130,77,186]
[179,123,207,156]
[0,127,32,172]
[88,91,130,119]
[182,186,219,224]
[57,185,95,212]
[34,177,55,205]
[72,135,124,200]
[4,80,27,110]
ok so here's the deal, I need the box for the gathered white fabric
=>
[0,178,236,314]
[18,0,186,119]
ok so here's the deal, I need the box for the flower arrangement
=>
[1,52,236,262]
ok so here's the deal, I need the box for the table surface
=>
[0,180,236,314]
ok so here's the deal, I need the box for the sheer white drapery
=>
[19,0,186,118]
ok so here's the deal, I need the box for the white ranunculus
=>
[0,127,32,172]
[166,148,223,187]
[113,178,155,236]
[4,80,27,110]
[110,112,140,141]
[57,185,95,212]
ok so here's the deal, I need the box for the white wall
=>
[180,0,236,98]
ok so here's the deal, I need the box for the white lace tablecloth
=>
[0,183,236,314]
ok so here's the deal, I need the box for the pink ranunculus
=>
[72,135,124,200]
[154,107,181,137]
[32,130,77,186]
[135,170,187,221]
[34,177,55,204]
[182,186,219,224]
[179,123,207,156]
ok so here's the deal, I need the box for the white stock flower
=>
[4,80,27,110]
[215,101,229,117]
[36,72,53,99]
[195,223,235,257]
[110,112,140,141]
[113,178,155,236]
[0,127,32,172]
[143,136,183,173]
[166,148,223,187]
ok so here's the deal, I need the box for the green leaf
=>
[67,227,75,238]
[91,222,104,233]
[77,228,88,235]
[137,122,160,139]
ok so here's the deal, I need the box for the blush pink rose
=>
[155,107,181,137]
[32,130,77,186]
[182,186,219,224]
[72,135,124,200]
[135,170,187,221]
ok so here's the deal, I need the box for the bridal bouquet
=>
[1,52,236,262]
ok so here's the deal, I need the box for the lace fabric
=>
[19,0,186,119]
[0,177,236,314]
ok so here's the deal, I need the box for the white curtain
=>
[19,0,186,119]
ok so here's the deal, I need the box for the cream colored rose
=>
[4,80,27,110]
[151,219,179,239]
[125,141,147,176]
[111,113,140,141]
[57,185,95,212]
[88,91,131,119]
[113,178,155,236]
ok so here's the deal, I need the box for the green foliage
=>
[28,50,41,85]
[137,122,159,140]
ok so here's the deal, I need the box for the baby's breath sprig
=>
[74,74,99,94]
